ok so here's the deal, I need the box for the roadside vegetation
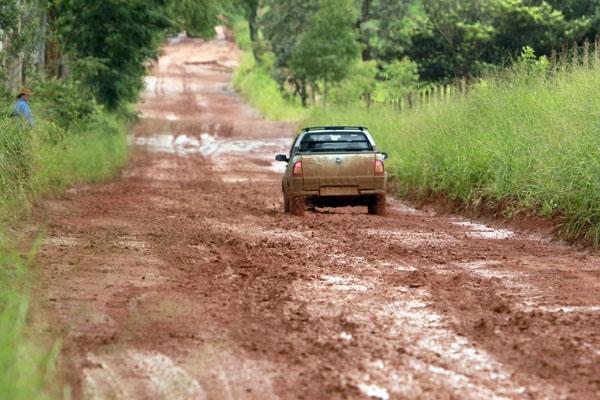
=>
[228,1,600,246]
[0,233,60,400]
[305,54,600,245]
[232,18,308,121]
[0,0,235,397]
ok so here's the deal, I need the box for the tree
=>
[330,60,378,107]
[357,0,417,62]
[547,0,600,41]
[290,0,360,108]
[382,58,419,104]
[58,0,171,109]
[237,0,260,60]
[167,0,224,39]
[261,0,319,106]
[405,0,568,81]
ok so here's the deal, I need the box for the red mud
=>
[35,31,600,400]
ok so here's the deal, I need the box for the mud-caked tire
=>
[368,194,386,216]
[289,196,306,216]
[283,191,290,213]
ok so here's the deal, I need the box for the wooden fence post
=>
[594,36,600,68]
[583,38,590,69]
[569,41,579,68]
[560,43,568,71]
[405,92,413,109]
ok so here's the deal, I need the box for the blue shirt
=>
[13,98,33,126]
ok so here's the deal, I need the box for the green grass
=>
[0,93,129,398]
[0,111,129,220]
[304,65,600,245]
[231,18,307,122]
[0,235,60,400]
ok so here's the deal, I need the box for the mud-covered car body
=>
[276,126,387,215]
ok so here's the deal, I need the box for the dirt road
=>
[37,31,600,400]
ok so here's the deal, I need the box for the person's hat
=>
[18,87,32,96]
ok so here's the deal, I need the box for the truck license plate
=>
[320,186,358,196]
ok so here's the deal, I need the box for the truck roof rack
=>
[302,126,367,132]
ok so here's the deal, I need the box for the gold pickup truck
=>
[275,126,388,216]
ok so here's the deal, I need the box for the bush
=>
[233,52,307,121]
[0,81,129,399]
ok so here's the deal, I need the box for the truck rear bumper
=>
[291,189,385,196]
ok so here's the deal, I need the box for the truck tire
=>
[290,196,305,216]
[368,194,386,216]
[283,191,290,213]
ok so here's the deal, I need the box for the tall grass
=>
[0,235,60,400]
[0,107,129,220]
[0,86,129,398]
[304,64,600,245]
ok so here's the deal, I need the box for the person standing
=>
[12,87,34,127]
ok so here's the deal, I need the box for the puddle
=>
[289,263,562,399]
[319,275,369,292]
[167,32,187,45]
[221,176,251,183]
[184,343,279,400]
[44,236,79,247]
[526,305,600,313]
[117,237,148,251]
[358,383,390,400]
[453,221,514,240]
[84,350,206,400]
[207,218,313,245]
[133,133,291,159]
[270,161,286,173]
[364,228,458,249]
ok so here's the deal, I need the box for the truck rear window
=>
[299,132,373,153]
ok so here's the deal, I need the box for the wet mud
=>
[36,30,600,399]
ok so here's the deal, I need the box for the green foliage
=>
[168,0,222,39]
[58,0,171,110]
[381,58,419,101]
[0,236,59,400]
[514,46,549,76]
[330,61,378,107]
[290,0,359,87]
[233,52,307,121]
[0,85,127,400]
[34,78,98,130]
[0,87,128,221]
[231,16,252,51]
[0,0,19,35]
[260,0,320,105]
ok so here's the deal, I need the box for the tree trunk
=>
[358,0,373,60]
[300,79,308,107]
[247,1,260,61]
[323,80,328,110]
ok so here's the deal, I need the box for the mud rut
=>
[36,32,600,400]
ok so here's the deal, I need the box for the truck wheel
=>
[283,191,290,213]
[290,196,305,216]
[368,194,386,216]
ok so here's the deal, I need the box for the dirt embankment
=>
[36,31,600,400]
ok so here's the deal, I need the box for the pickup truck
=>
[275,126,388,216]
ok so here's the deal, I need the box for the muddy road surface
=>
[37,32,600,400]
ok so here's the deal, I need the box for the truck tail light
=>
[293,160,303,177]
[374,159,385,176]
